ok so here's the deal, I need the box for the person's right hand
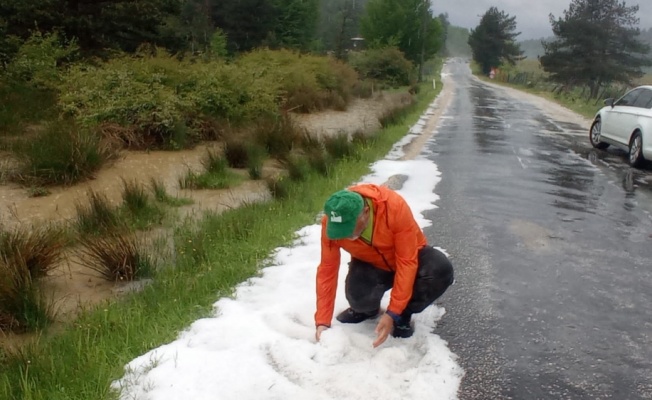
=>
[315,325,329,341]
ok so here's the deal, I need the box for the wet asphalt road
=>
[425,61,652,399]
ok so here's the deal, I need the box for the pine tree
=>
[467,7,523,75]
[540,0,652,98]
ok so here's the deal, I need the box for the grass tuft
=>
[150,178,193,207]
[323,132,357,160]
[74,190,123,235]
[266,176,292,200]
[280,154,311,182]
[12,119,117,185]
[0,224,66,279]
[246,144,266,180]
[223,139,249,168]
[78,233,155,282]
[0,257,55,333]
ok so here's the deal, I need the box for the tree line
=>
[0,0,447,80]
[467,0,652,98]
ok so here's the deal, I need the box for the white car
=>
[589,85,652,168]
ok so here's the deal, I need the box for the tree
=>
[540,0,652,98]
[267,0,319,50]
[0,0,182,55]
[317,0,367,58]
[468,7,523,75]
[360,0,443,81]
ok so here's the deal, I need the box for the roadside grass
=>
[0,65,442,400]
[178,149,243,190]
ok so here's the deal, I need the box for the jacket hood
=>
[349,183,389,203]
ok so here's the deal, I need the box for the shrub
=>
[348,47,415,87]
[237,49,358,112]
[5,31,78,90]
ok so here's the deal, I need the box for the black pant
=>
[344,246,454,316]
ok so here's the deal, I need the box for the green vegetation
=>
[468,7,523,75]
[0,63,443,399]
[540,0,651,99]
[361,0,444,80]
[0,225,66,332]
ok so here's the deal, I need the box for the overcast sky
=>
[434,0,652,40]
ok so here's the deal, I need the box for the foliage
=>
[348,47,414,86]
[0,0,182,55]
[316,0,367,58]
[237,48,358,112]
[468,7,523,75]
[209,29,229,59]
[252,114,302,159]
[540,0,652,98]
[360,0,443,79]
[0,82,57,134]
[4,31,78,90]
[12,119,115,185]
[210,0,319,53]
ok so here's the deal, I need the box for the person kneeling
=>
[314,184,454,348]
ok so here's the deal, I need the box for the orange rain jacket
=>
[315,183,428,327]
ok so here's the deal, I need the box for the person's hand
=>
[315,325,329,342]
[373,313,394,348]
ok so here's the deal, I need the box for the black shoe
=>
[392,314,414,338]
[336,308,379,324]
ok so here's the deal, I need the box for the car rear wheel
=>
[590,118,609,149]
[629,131,645,167]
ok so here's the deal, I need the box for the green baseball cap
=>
[324,190,364,240]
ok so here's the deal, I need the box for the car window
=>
[633,89,652,108]
[616,88,642,106]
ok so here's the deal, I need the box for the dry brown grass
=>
[78,232,154,282]
[0,224,66,278]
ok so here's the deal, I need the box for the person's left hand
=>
[373,313,394,348]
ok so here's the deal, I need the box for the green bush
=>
[237,49,358,112]
[348,47,415,87]
[5,31,78,90]
[59,54,193,145]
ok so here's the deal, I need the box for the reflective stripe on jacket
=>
[315,184,427,326]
